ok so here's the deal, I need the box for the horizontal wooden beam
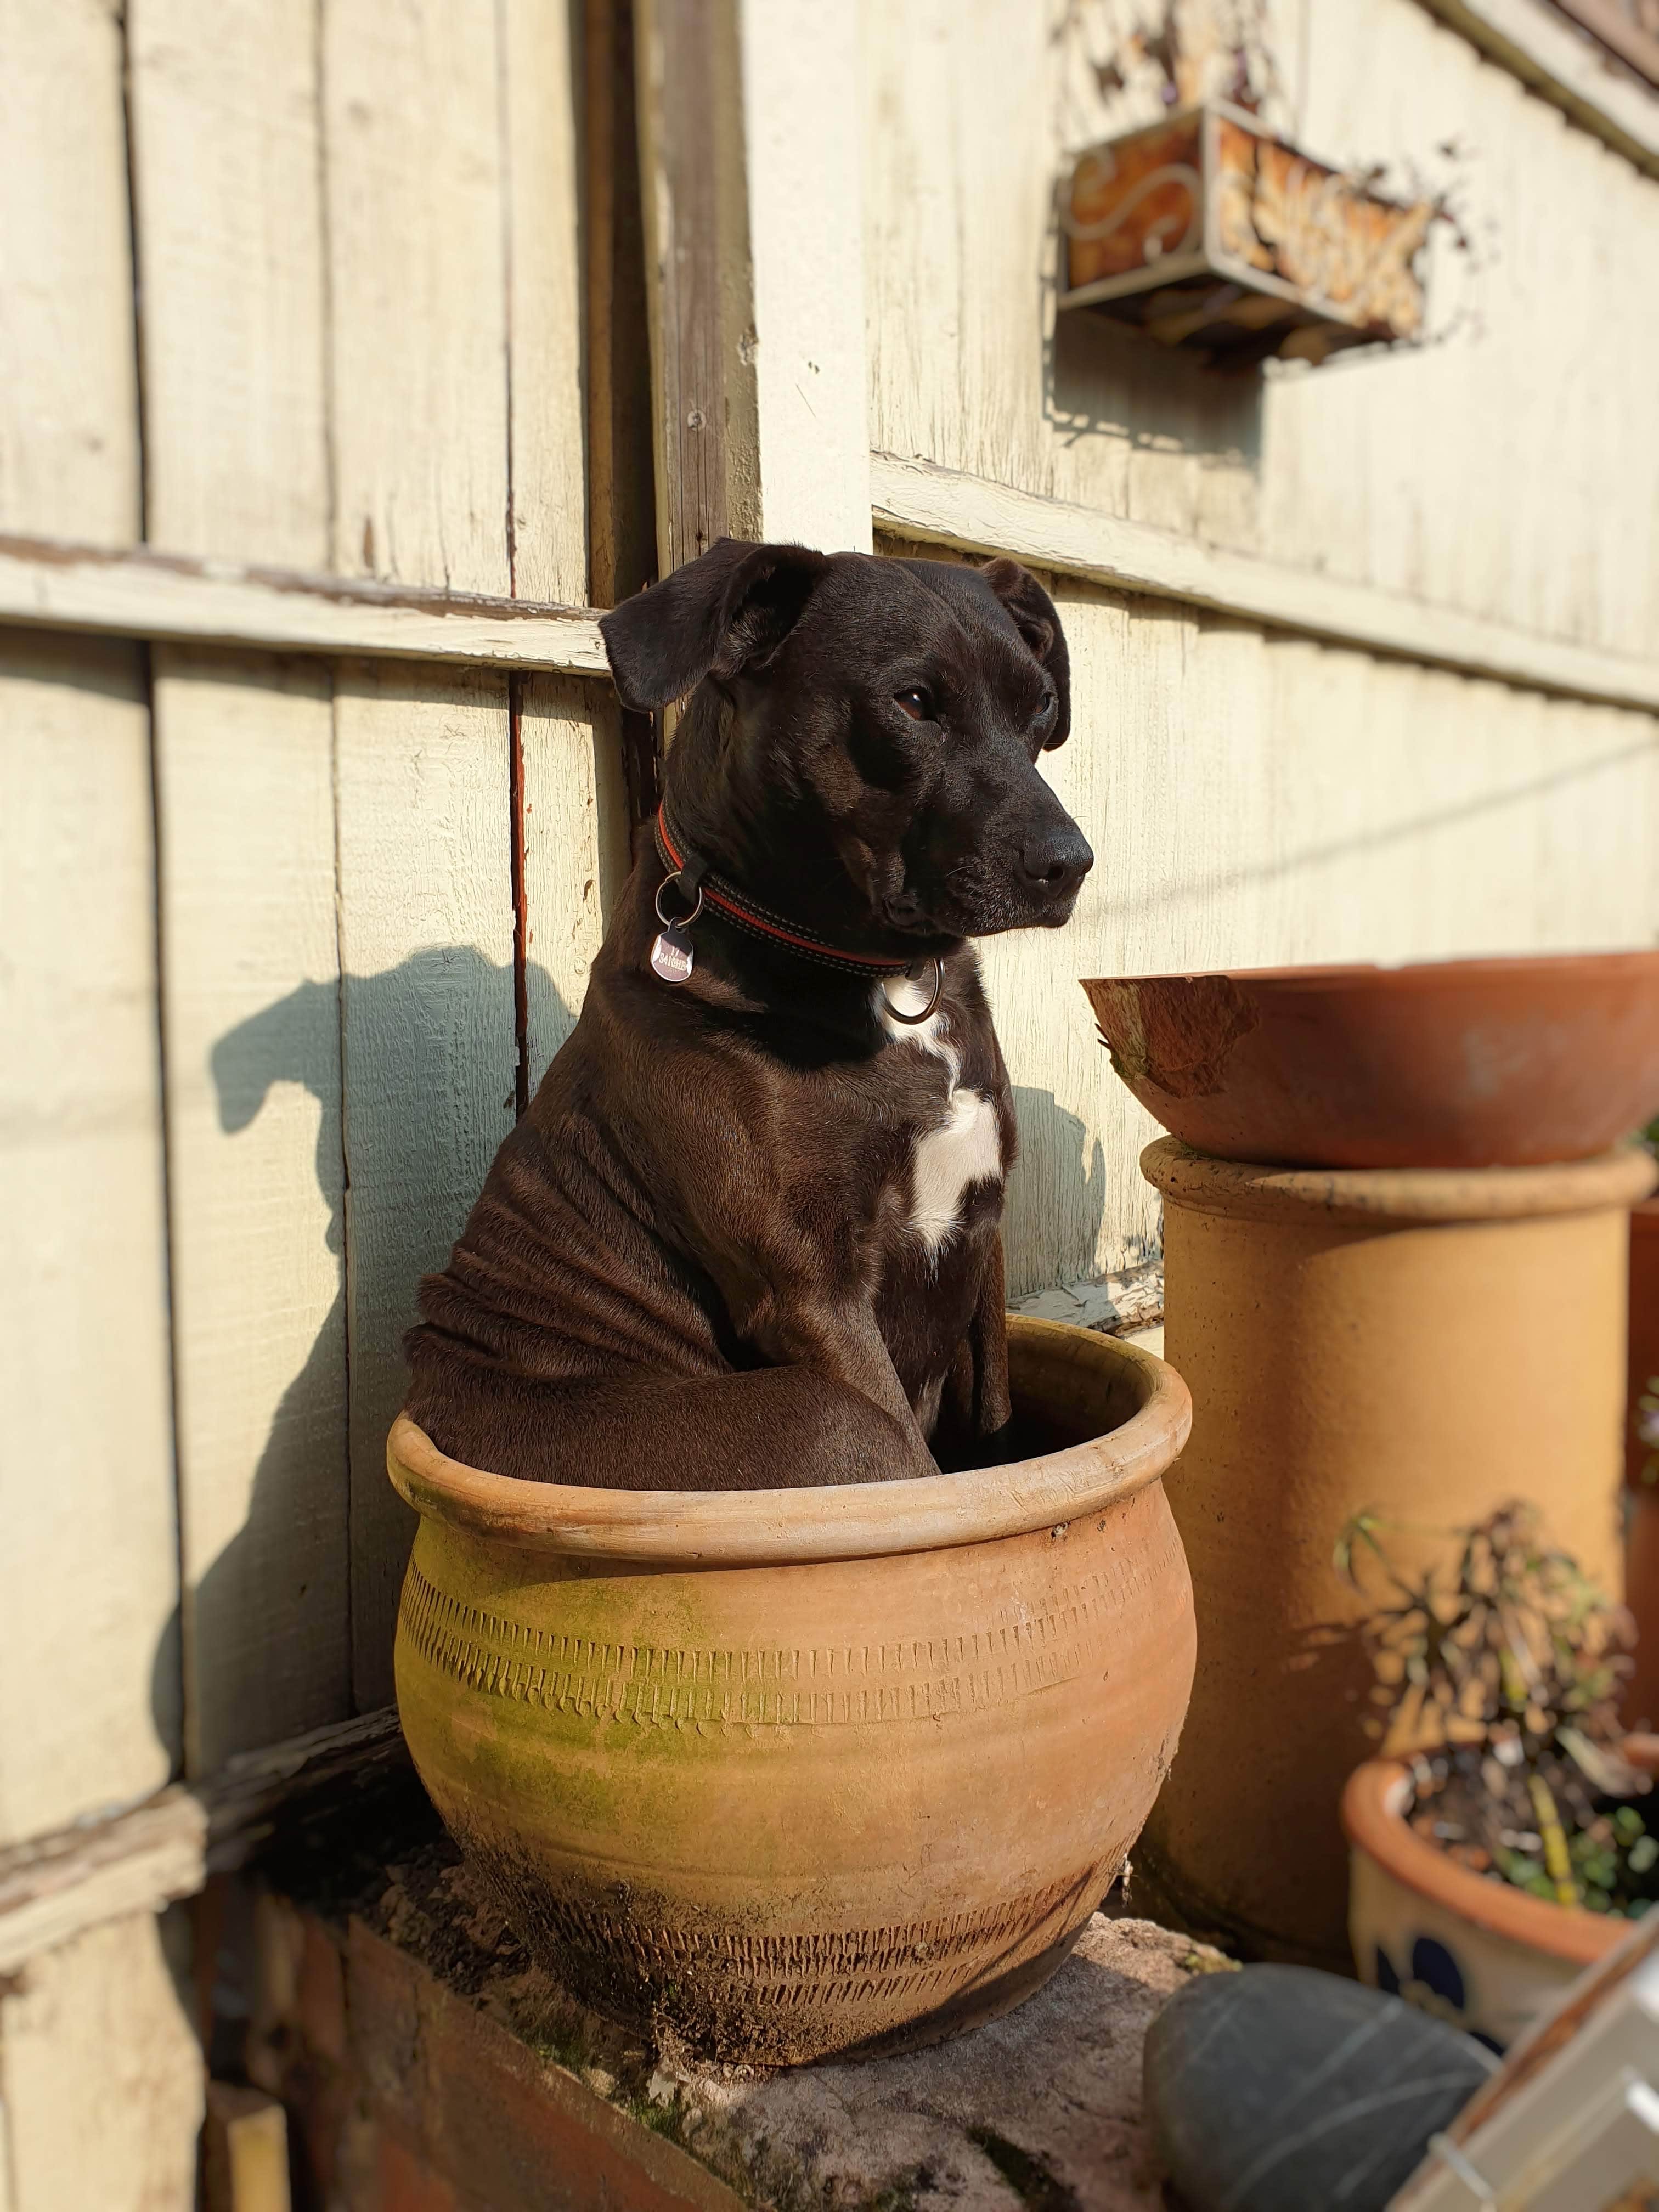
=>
[871,452,1659,714]
[1413,0,1659,179]
[0,535,609,675]
[0,1708,406,1973]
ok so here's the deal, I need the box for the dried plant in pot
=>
[1340,1502,1659,2051]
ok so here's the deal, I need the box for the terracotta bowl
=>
[386,1318,1195,2066]
[1082,953,1659,1169]
[1343,1741,1659,2052]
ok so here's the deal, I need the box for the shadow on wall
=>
[1046,303,1264,472]
[151,952,574,1769]
[1006,1085,1114,1299]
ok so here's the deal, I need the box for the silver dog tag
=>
[650,924,695,984]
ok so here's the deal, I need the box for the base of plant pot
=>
[1342,1745,1659,2052]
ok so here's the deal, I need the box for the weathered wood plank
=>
[0,1709,404,1977]
[0,0,139,544]
[334,665,516,1709]
[0,535,608,670]
[635,0,757,568]
[0,635,180,1844]
[736,0,872,550]
[130,0,354,1774]
[154,658,351,1770]
[322,0,524,1708]
[323,0,510,594]
[0,1911,203,2212]
[521,676,631,1085]
[127,0,331,565]
[500,0,589,607]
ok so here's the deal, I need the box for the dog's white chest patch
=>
[872,980,1003,1256]
[909,1088,1003,1256]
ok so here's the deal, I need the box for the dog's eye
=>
[1032,689,1057,733]
[894,687,933,722]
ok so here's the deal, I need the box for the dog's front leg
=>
[721,1264,938,1477]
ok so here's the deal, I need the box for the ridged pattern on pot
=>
[467,1844,1097,2018]
[397,1536,1179,1726]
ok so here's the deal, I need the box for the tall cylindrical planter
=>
[1137,1137,1655,1972]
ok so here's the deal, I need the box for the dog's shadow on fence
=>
[156,951,572,1772]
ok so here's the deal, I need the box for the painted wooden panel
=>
[127,0,330,566]
[0,636,179,1842]
[130,0,354,1772]
[154,658,351,1770]
[501,0,589,606]
[861,0,1659,658]
[0,1910,202,2212]
[0,0,139,545]
[323,0,510,595]
[0,5,178,1846]
[322,0,520,1709]
[334,664,516,1709]
[521,677,631,1086]
[973,572,1659,1295]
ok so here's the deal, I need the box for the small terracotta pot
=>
[1342,1740,1659,2052]
[1138,1138,1654,1971]
[1082,953,1659,1169]
[387,1318,1195,2066]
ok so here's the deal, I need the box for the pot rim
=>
[1084,951,1659,992]
[1341,1741,1659,1968]
[1142,1137,1659,1226]
[385,1316,1191,1565]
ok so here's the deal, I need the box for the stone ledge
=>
[246,1782,1230,2211]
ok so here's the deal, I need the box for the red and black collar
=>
[653,807,917,979]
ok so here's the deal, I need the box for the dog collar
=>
[650,808,943,1022]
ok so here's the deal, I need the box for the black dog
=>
[403,539,1092,1488]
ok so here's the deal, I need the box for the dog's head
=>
[599,539,1093,945]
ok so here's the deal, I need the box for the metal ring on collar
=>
[654,872,704,930]
[882,957,944,1026]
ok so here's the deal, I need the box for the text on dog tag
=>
[650,926,695,984]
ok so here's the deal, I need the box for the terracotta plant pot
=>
[1081,953,1659,1170]
[1137,1138,1655,1971]
[386,1318,1196,2066]
[1343,1741,1659,2052]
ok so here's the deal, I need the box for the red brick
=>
[377,2129,461,2212]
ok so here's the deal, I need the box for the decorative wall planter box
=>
[1059,102,1432,366]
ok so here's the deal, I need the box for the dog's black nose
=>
[1019,822,1094,898]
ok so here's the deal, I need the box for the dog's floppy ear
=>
[599,538,831,713]
[980,557,1071,750]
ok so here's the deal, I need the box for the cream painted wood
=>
[0,3,177,1847]
[0,0,139,544]
[860,0,1659,658]
[334,665,516,1710]
[521,676,630,1088]
[127,0,331,568]
[0,537,608,673]
[737,0,873,551]
[130,0,353,1774]
[501,0,590,605]
[154,660,351,1770]
[0,637,180,1844]
[323,0,510,595]
[872,453,1659,713]
[958,575,1659,1297]
[0,1912,202,2212]
[1415,0,1659,174]
[323,0,518,1711]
